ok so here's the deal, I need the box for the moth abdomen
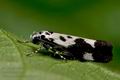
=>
[92,40,113,62]
[66,39,113,62]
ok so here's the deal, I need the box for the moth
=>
[30,30,113,63]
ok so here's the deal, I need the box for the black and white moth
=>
[30,30,113,63]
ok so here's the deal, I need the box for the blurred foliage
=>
[0,0,120,78]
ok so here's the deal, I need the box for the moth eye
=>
[41,35,45,39]
[32,37,40,44]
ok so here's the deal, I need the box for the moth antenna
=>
[17,39,31,43]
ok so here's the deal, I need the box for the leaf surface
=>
[0,29,120,80]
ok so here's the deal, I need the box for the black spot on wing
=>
[94,40,113,49]
[67,38,94,61]
[59,36,66,42]
[74,38,84,43]
[74,38,93,52]
[45,32,50,35]
[39,32,42,34]
[67,36,72,38]
[48,31,53,34]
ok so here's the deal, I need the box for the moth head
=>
[30,31,53,44]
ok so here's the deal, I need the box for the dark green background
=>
[0,0,120,73]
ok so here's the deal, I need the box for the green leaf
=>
[0,29,120,80]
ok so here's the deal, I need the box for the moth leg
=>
[54,51,66,60]
[26,48,41,56]
[43,44,52,50]
[42,44,67,60]
[63,52,75,60]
